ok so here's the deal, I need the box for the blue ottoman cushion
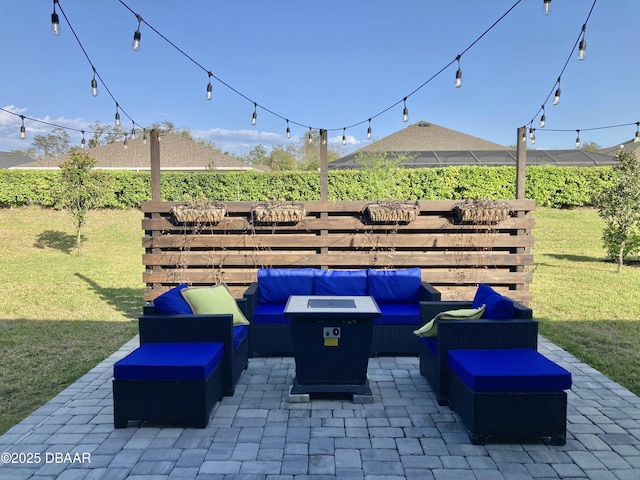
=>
[447,348,572,393]
[114,342,223,382]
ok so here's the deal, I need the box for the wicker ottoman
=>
[447,348,572,445]
[113,342,224,428]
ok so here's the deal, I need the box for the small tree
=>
[594,150,640,271]
[57,150,111,255]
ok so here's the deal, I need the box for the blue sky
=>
[1,0,638,157]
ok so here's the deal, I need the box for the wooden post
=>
[150,129,161,201]
[319,129,328,202]
[516,126,527,199]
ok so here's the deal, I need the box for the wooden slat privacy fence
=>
[142,199,535,304]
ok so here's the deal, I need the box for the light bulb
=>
[124,137,128,149]
[19,125,26,140]
[402,99,408,123]
[540,106,546,128]
[251,103,257,125]
[553,88,561,105]
[543,0,551,16]
[367,122,372,140]
[206,82,212,101]
[455,69,462,88]
[286,121,291,139]
[575,130,580,149]
[80,133,86,149]
[529,128,534,140]
[132,30,141,51]
[635,123,640,143]
[578,39,586,61]
[91,78,98,97]
[51,12,60,36]
[115,111,121,127]
[143,130,147,145]
[342,129,347,146]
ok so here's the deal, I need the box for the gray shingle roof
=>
[359,120,508,152]
[0,151,36,169]
[11,132,264,172]
[331,120,623,169]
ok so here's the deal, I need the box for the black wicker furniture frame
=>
[446,348,571,445]
[113,342,224,428]
[140,300,249,396]
[419,300,537,406]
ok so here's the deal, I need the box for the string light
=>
[115,103,121,127]
[251,103,257,125]
[552,77,561,105]
[286,120,291,139]
[455,55,462,88]
[543,0,551,16]
[51,0,61,36]
[132,14,142,51]
[91,68,98,97]
[342,128,347,146]
[206,72,213,100]
[123,136,128,149]
[19,115,26,140]
[130,124,136,139]
[578,25,587,61]
[80,130,86,149]
[575,129,581,149]
[540,105,546,128]
[635,122,640,143]
[366,119,372,140]
[531,129,536,145]
[528,126,534,140]
[142,129,147,144]
[402,98,408,123]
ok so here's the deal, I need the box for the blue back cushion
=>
[314,269,367,296]
[367,267,421,304]
[447,348,572,392]
[258,268,315,304]
[114,342,223,381]
[472,284,514,319]
[153,283,193,314]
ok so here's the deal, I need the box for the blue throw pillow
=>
[472,284,514,319]
[314,269,367,296]
[367,267,421,304]
[153,283,193,314]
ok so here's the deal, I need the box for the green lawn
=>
[0,205,639,435]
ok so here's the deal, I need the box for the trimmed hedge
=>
[0,166,614,209]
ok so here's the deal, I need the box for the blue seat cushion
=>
[314,269,367,296]
[420,337,438,356]
[374,303,420,325]
[253,303,287,325]
[447,349,572,393]
[114,342,223,381]
[233,325,248,350]
[367,267,421,304]
[258,268,315,304]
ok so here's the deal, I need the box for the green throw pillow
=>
[181,284,250,326]
[413,305,486,338]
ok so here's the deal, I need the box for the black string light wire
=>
[6,0,635,152]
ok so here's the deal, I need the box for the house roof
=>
[358,120,508,152]
[0,151,36,169]
[598,138,640,157]
[11,132,266,172]
[330,120,623,169]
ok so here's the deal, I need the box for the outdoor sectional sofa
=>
[243,267,441,357]
[139,291,249,396]
[418,285,538,406]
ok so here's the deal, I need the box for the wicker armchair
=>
[419,300,537,406]
[140,299,249,396]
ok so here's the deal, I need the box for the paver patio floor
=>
[1,336,640,479]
